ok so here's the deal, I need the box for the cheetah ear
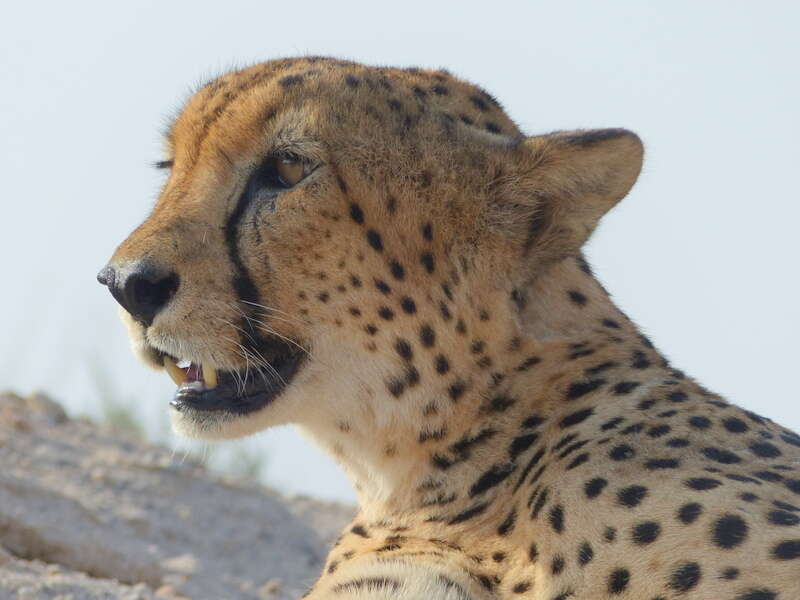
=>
[510,128,643,267]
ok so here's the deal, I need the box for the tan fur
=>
[104,57,800,599]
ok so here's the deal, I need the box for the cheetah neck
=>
[300,258,670,522]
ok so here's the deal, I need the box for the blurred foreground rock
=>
[0,392,354,599]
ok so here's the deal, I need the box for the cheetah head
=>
[98,57,642,440]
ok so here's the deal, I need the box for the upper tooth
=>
[164,357,188,386]
[204,365,219,388]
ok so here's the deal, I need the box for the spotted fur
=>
[103,57,799,599]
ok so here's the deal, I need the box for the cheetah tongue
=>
[163,358,218,388]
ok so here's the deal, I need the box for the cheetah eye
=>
[275,157,306,187]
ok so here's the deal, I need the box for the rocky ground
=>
[0,392,355,600]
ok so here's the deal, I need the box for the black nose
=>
[97,262,179,327]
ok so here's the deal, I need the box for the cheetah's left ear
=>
[509,128,643,267]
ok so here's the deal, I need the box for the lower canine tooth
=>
[164,357,188,386]
[204,366,219,388]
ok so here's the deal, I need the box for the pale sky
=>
[1,1,798,502]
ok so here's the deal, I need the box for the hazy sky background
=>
[1,2,798,503]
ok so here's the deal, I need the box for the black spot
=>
[632,521,660,544]
[374,279,391,294]
[516,356,542,372]
[549,504,564,533]
[509,433,539,460]
[723,417,749,433]
[774,500,800,512]
[485,122,501,134]
[721,567,739,580]
[566,453,590,470]
[668,391,688,403]
[317,291,329,303]
[613,381,641,395]
[621,423,644,435]
[608,568,630,594]
[412,85,427,99]
[689,416,712,429]
[686,477,722,491]
[781,432,800,447]
[366,230,383,251]
[350,275,362,287]
[531,487,549,519]
[768,510,800,526]
[617,485,647,508]
[439,301,452,321]
[646,458,680,470]
[702,447,742,464]
[279,74,303,87]
[512,582,530,593]
[609,444,635,461]
[400,297,416,314]
[431,85,449,95]
[648,424,671,438]
[678,503,703,524]
[740,492,759,502]
[394,339,413,361]
[568,290,588,306]
[737,591,776,600]
[387,379,404,397]
[389,260,405,280]
[601,417,625,431]
[469,462,516,497]
[713,514,748,549]
[750,442,782,458]
[602,319,621,329]
[551,554,565,575]
[560,408,594,428]
[469,95,489,111]
[435,354,450,374]
[448,502,489,525]
[754,470,782,482]
[631,351,651,369]
[448,380,465,401]
[669,562,701,593]
[378,306,395,320]
[786,479,800,495]
[578,542,593,566]
[349,203,364,224]
[486,394,515,413]
[604,527,617,542]
[497,509,517,536]
[420,324,435,347]
[771,539,800,559]
[566,379,605,400]
[387,98,402,111]
[344,74,360,88]
[420,253,435,273]
[667,438,690,448]
[585,478,608,499]
[350,524,370,537]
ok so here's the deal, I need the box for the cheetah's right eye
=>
[275,158,306,187]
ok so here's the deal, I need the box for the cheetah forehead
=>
[168,56,523,160]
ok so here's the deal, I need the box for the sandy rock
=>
[0,391,354,599]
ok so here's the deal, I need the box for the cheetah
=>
[98,57,800,599]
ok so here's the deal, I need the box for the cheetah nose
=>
[97,261,180,327]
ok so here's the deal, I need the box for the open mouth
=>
[161,337,305,415]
